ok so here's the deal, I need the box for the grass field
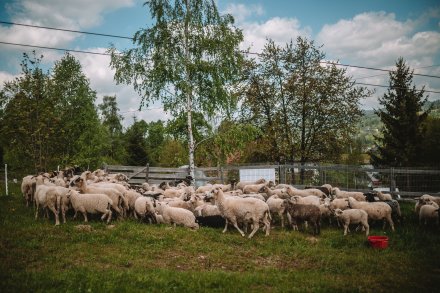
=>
[1,182,439,292]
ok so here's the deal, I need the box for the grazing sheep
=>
[284,199,321,235]
[334,208,369,236]
[348,197,394,231]
[419,201,439,226]
[332,187,366,201]
[66,190,113,224]
[154,202,199,229]
[206,188,271,239]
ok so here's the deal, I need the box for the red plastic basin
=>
[368,236,389,249]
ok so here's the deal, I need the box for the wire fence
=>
[2,163,440,198]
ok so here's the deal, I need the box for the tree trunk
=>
[184,0,195,184]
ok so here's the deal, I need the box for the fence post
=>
[145,163,150,183]
[5,164,8,196]
[219,166,224,184]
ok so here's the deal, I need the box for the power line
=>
[0,41,111,56]
[353,64,440,80]
[0,21,133,40]
[355,82,440,94]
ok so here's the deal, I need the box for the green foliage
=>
[98,95,126,163]
[0,52,109,173]
[0,194,439,292]
[240,37,371,165]
[124,119,149,166]
[370,58,431,167]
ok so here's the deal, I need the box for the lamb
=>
[71,177,124,219]
[134,196,156,223]
[347,197,394,231]
[154,202,199,229]
[332,187,366,201]
[266,195,287,228]
[284,199,321,235]
[206,187,271,238]
[419,201,439,226]
[334,208,369,236]
[66,190,113,224]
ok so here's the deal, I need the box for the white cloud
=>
[317,11,440,109]
[224,3,264,24]
[0,71,17,86]
[240,17,311,53]
[73,48,170,128]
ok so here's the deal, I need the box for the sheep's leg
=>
[263,213,271,236]
[133,211,138,220]
[82,211,88,223]
[230,218,245,237]
[279,212,284,228]
[364,222,369,236]
[73,210,78,220]
[343,223,348,236]
[62,207,67,224]
[35,202,39,220]
[222,219,229,233]
[47,203,60,226]
[385,215,395,231]
[248,220,260,239]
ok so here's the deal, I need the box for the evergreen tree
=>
[124,119,149,166]
[370,58,430,167]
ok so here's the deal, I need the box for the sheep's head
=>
[258,185,268,193]
[334,209,343,217]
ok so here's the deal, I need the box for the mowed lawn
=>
[1,184,439,292]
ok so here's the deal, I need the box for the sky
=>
[0,0,439,128]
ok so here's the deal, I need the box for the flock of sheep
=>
[20,168,440,238]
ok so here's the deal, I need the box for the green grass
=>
[1,183,440,292]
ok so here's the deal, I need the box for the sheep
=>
[377,191,393,201]
[194,203,221,217]
[34,175,60,225]
[284,199,321,235]
[124,189,141,217]
[319,198,333,225]
[329,198,350,211]
[21,175,36,207]
[418,194,440,207]
[290,195,321,207]
[154,201,199,229]
[259,186,289,200]
[286,186,326,199]
[196,184,213,194]
[334,208,369,236]
[305,185,331,197]
[347,197,394,231]
[239,193,266,202]
[419,201,439,226]
[243,181,274,194]
[206,187,271,238]
[266,195,287,228]
[235,178,267,191]
[66,190,113,224]
[332,187,366,201]
[71,177,124,219]
[364,192,401,223]
[212,183,232,192]
[134,196,156,223]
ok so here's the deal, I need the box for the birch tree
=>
[109,0,243,182]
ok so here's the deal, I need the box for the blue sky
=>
[0,0,439,126]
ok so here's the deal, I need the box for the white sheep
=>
[332,187,366,201]
[134,196,156,222]
[286,186,326,199]
[34,175,60,225]
[71,177,124,219]
[235,178,266,191]
[194,203,221,217]
[206,188,271,238]
[348,197,394,231]
[266,195,287,228]
[67,190,113,224]
[376,191,393,201]
[419,200,439,226]
[290,195,321,207]
[154,202,199,229]
[21,175,36,207]
[334,208,369,236]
